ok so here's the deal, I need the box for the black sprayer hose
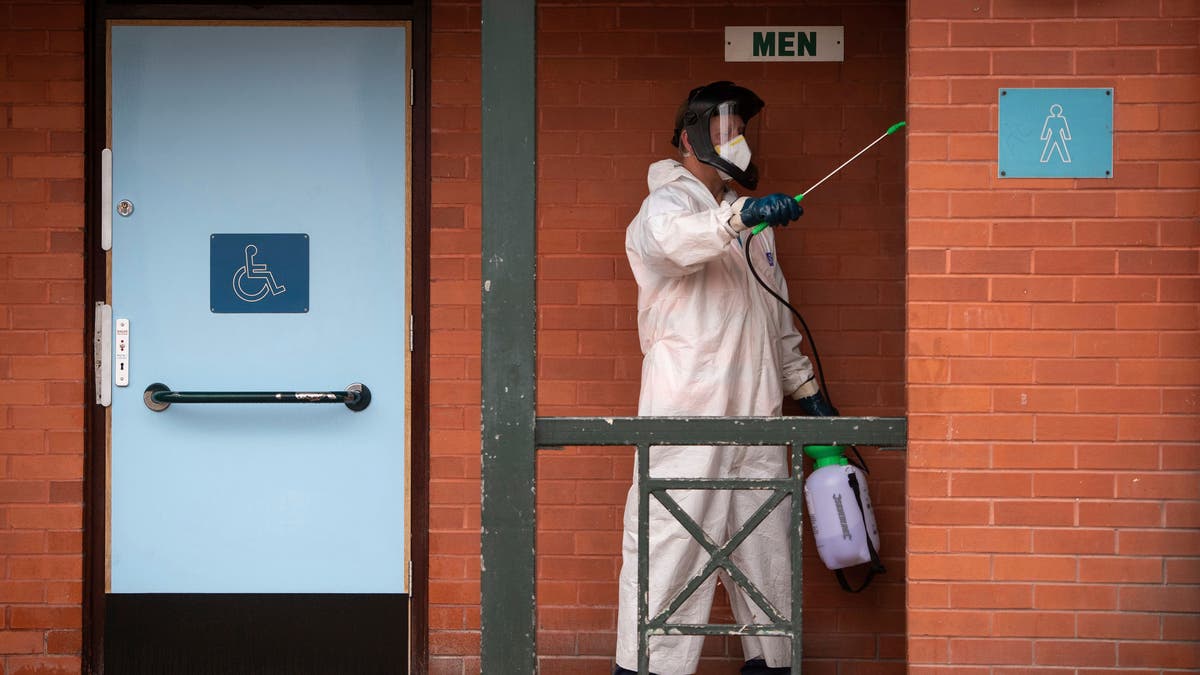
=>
[744,228,870,474]
[744,229,829,396]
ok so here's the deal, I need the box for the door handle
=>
[143,382,371,412]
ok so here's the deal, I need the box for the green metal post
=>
[789,443,804,671]
[480,0,537,672]
[637,444,650,675]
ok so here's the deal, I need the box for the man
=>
[615,81,837,675]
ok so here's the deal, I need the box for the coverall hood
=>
[646,158,706,194]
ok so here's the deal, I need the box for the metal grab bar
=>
[143,382,371,412]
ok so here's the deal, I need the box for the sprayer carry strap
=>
[835,472,886,593]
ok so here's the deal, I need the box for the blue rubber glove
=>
[796,391,839,417]
[740,193,802,229]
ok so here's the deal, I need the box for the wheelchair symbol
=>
[232,244,287,303]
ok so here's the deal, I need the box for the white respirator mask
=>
[714,135,752,182]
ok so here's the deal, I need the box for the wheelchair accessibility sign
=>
[210,234,309,313]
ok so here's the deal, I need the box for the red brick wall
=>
[427,3,482,673]
[432,1,906,673]
[907,0,1199,671]
[0,1,87,674]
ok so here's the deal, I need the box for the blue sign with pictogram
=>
[210,233,309,313]
[998,88,1113,179]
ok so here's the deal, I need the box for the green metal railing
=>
[535,417,906,674]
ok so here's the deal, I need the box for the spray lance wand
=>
[741,121,907,481]
[749,121,907,235]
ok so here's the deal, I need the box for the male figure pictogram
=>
[1039,103,1072,163]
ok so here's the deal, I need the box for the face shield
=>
[708,102,762,186]
[671,81,764,190]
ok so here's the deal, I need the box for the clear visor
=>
[708,101,759,155]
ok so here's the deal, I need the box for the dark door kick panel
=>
[105,594,409,674]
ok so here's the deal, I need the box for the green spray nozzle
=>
[747,121,907,236]
[803,444,849,468]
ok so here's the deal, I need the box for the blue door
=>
[107,23,410,600]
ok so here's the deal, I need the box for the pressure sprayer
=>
[803,444,884,593]
[742,121,906,592]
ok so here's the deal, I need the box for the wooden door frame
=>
[82,2,431,672]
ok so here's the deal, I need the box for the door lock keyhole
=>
[117,199,134,217]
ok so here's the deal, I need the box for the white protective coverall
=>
[616,159,817,674]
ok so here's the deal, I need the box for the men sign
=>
[998,88,1113,178]
[725,26,845,62]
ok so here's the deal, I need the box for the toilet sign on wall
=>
[998,88,1113,178]
[210,233,310,313]
[725,26,844,62]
